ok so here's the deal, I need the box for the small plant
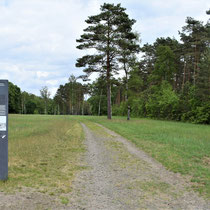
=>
[60,196,69,205]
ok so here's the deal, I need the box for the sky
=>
[0,0,209,97]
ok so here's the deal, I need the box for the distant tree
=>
[179,17,206,86]
[40,86,51,114]
[76,3,137,119]
[9,82,21,113]
[118,32,140,120]
[145,81,179,120]
[69,75,77,114]
[25,99,36,114]
[197,48,210,101]
[153,45,176,83]
[88,75,107,116]
[54,75,86,115]
[21,91,27,114]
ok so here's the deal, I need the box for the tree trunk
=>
[182,61,186,91]
[124,65,130,120]
[107,54,112,120]
[21,97,24,114]
[193,44,197,86]
[58,104,60,115]
[98,89,102,116]
[127,106,130,121]
[44,100,47,115]
[82,95,84,116]
[106,23,112,120]
[107,79,112,119]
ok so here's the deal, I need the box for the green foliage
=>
[145,81,179,119]
[182,101,210,124]
[8,7,210,125]
[194,102,210,124]
[112,102,127,116]
[197,49,210,100]
[93,11,210,124]
[130,98,145,117]
[76,3,138,119]
[40,86,51,115]
[8,83,55,115]
[21,91,52,115]
[54,76,89,115]
[153,45,176,82]
[88,95,107,115]
[9,82,21,113]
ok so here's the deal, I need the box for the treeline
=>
[118,16,210,124]
[54,75,90,115]
[9,82,55,114]
[78,5,210,124]
[9,5,210,124]
[88,17,210,123]
[9,77,91,116]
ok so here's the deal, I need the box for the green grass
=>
[75,115,210,198]
[60,196,69,205]
[1,114,209,199]
[0,115,85,194]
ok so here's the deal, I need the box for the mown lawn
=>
[0,115,85,195]
[77,116,210,198]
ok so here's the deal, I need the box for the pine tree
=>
[76,3,137,119]
[118,33,140,120]
[179,17,206,86]
[40,86,51,115]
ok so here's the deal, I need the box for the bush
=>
[146,81,179,119]
[130,98,145,117]
[112,102,127,116]
[182,102,210,124]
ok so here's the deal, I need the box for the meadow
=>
[0,115,85,195]
[1,115,209,199]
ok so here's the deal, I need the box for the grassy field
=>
[78,116,210,198]
[1,115,209,199]
[0,115,85,195]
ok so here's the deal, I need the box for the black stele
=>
[0,80,8,180]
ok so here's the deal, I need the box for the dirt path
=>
[68,122,209,209]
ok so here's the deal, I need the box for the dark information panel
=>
[0,80,8,180]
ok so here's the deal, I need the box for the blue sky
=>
[0,0,209,97]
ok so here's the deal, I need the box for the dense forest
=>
[8,4,210,124]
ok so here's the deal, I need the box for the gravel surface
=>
[0,122,209,210]
[0,188,63,210]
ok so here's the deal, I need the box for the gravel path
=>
[68,122,210,209]
[0,122,209,209]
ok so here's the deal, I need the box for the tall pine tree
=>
[76,3,137,119]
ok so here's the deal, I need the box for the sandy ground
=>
[0,122,209,209]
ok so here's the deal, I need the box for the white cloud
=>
[37,71,50,78]
[46,80,58,86]
[0,0,209,97]
[0,0,98,96]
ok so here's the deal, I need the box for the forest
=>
[8,4,210,124]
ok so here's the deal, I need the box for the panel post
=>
[0,80,8,180]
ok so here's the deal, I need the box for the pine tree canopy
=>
[75,3,137,77]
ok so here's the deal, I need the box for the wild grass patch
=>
[0,115,85,195]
